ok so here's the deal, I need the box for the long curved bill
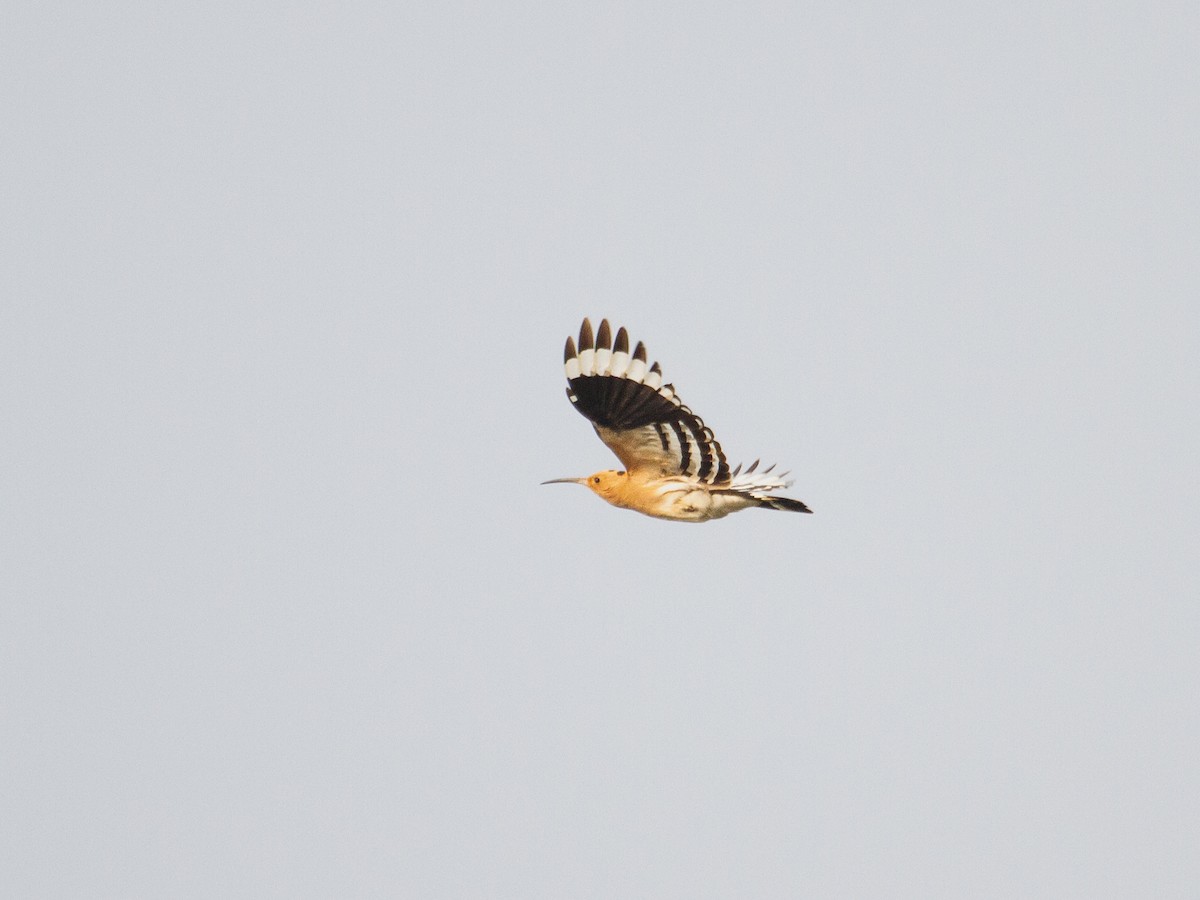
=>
[541,477,587,485]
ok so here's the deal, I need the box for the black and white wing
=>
[562,318,731,483]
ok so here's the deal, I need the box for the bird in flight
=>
[544,318,812,522]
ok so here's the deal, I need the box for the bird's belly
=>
[635,483,728,522]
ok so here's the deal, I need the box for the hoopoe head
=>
[541,470,627,504]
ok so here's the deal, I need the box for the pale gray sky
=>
[3,2,1198,897]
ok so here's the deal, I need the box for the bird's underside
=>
[551,317,812,521]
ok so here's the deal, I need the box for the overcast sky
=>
[3,2,1198,897]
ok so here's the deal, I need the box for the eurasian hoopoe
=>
[544,318,812,522]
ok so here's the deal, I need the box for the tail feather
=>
[711,487,813,514]
[755,495,813,514]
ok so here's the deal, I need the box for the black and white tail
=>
[728,459,813,514]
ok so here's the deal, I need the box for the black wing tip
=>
[579,318,594,351]
[614,326,629,355]
[596,319,612,349]
[564,335,577,362]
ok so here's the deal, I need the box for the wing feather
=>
[563,318,731,482]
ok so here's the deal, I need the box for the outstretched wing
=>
[562,318,731,483]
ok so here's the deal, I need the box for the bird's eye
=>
[593,476,601,484]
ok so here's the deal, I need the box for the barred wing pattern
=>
[563,318,732,483]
